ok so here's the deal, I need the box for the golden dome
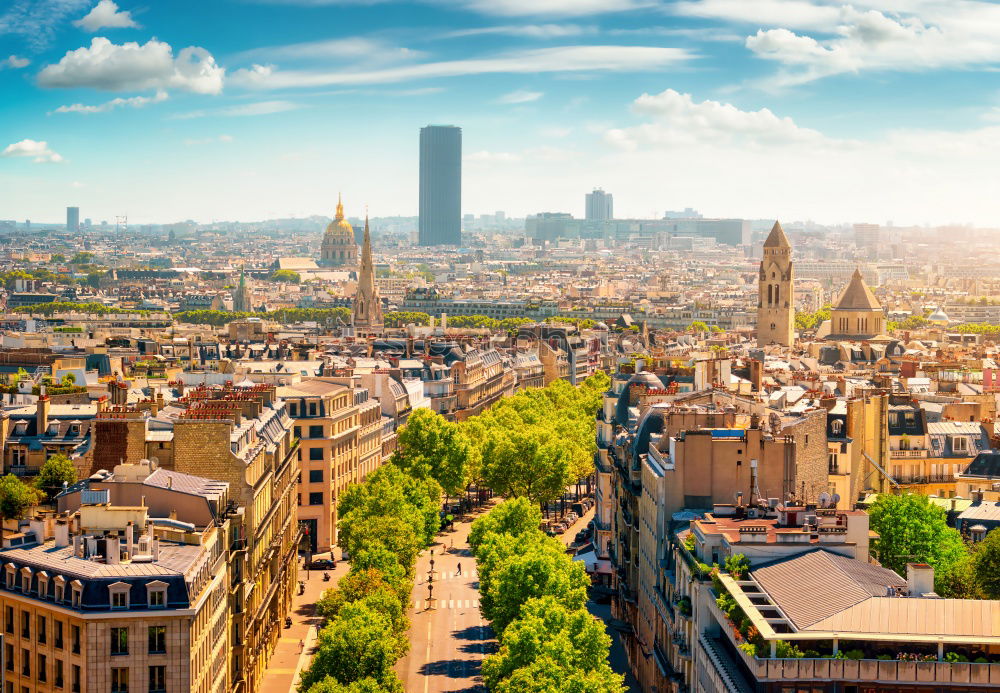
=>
[325,193,354,239]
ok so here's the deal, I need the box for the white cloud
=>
[231,45,691,89]
[442,23,594,38]
[238,37,424,66]
[498,89,543,104]
[606,88,824,149]
[38,38,224,94]
[450,0,652,17]
[597,87,1000,224]
[174,100,302,119]
[2,139,64,163]
[73,0,139,31]
[2,55,30,69]
[53,89,167,114]
[0,0,90,50]
[677,1,1000,86]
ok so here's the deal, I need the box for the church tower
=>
[233,266,253,313]
[352,215,383,335]
[757,220,794,347]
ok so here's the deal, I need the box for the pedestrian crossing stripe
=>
[411,599,480,610]
[432,570,477,580]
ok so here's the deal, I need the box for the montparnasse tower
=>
[320,194,358,268]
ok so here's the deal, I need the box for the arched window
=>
[767,285,773,305]
[774,285,779,304]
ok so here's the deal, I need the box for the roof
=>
[750,551,905,629]
[763,220,790,249]
[960,451,1000,479]
[834,268,882,311]
[807,597,1000,638]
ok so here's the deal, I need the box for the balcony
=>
[890,449,928,459]
[897,474,957,485]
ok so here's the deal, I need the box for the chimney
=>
[125,521,134,557]
[906,563,936,597]
[73,533,82,557]
[106,534,120,564]
[54,520,70,549]
[152,536,160,561]
[29,517,46,544]
[37,395,50,435]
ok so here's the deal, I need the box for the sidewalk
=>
[260,552,350,693]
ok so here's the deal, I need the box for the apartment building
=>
[2,490,230,693]
[277,378,383,553]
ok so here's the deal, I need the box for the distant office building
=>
[419,125,462,246]
[83,217,92,230]
[585,188,613,221]
[496,211,506,222]
[854,223,880,256]
[66,206,79,232]
[664,207,702,219]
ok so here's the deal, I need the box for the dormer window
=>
[68,422,81,436]
[47,422,59,436]
[37,571,49,599]
[108,581,130,610]
[4,565,16,590]
[54,575,65,603]
[146,580,168,609]
[20,566,32,595]
[70,580,83,608]
[830,420,843,435]
[953,436,969,453]
[13,421,27,435]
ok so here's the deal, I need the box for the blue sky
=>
[3,0,1000,226]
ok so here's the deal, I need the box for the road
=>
[397,507,495,693]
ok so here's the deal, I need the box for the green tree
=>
[270,269,301,283]
[36,454,78,498]
[298,602,406,691]
[69,252,94,265]
[305,676,403,693]
[492,657,625,693]
[483,538,590,635]
[974,528,1000,598]
[392,408,469,496]
[481,429,571,506]
[724,553,750,580]
[0,475,43,542]
[868,494,969,593]
[688,321,709,333]
[469,497,542,552]
[483,596,624,693]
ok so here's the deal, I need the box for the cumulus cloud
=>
[38,38,224,94]
[73,0,139,31]
[606,88,825,149]
[2,55,30,69]
[1,139,64,163]
[52,89,167,114]
[677,0,1000,86]
[231,45,690,89]
[498,89,543,104]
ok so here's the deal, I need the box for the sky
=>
[3,0,1000,226]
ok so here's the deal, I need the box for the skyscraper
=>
[66,206,80,232]
[419,125,461,246]
[585,188,613,221]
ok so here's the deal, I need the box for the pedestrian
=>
[457,562,462,576]
[299,639,304,653]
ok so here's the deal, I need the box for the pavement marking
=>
[423,618,432,693]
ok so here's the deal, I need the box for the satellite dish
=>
[818,492,831,508]
[831,493,841,507]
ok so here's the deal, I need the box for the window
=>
[309,492,323,506]
[147,580,168,608]
[55,620,64,649]
[111,667,129,693]
[21,648,29,676]
[54,577,65,603]
[72,664,81,693]
[4,606,12,634]
[11,448,24,465]
[308,447,324,461]
[148,626,166,654]
[149,665,166,693]
[111,627,128,655]
[4,643,11,671]
[37,653,46,683]
[293,426,301,439]
[109,581,130,610]
[308,425,323,439]
[953,436,969,453]
[72,625,80,654]
[830,420,843,435]
[308,401,318,417]
[70,582,82,608]
[21,611,29,638]
[309,469,323,483]
[54,658,64,688]
[289,402,298,417]
[37,614,46,644]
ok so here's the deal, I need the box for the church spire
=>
[352,212,383,334]
[335,192,344,221]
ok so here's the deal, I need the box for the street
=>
[397,506,495,693]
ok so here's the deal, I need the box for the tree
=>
[974,528,1000,598]
[269,269,301,283]
[392,408,469,496]
[724,553,750,580]
[481,429,571,506]
[688,321,709,333]
[492,657,625,693]
[298,602,406,691]
[868,493,969,593]
[69,252,94,265]
[483,538,590,635]
[0,475,42,542]
[306,677,403,693]
[36,454,77,498]
[469,497,542,552]
[483,596,624,693]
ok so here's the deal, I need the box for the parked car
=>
[306,558,336,570]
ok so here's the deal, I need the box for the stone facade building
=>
[757,220,794,347]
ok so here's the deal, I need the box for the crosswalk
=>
[411,599,480,610]
[423,570,477,581]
